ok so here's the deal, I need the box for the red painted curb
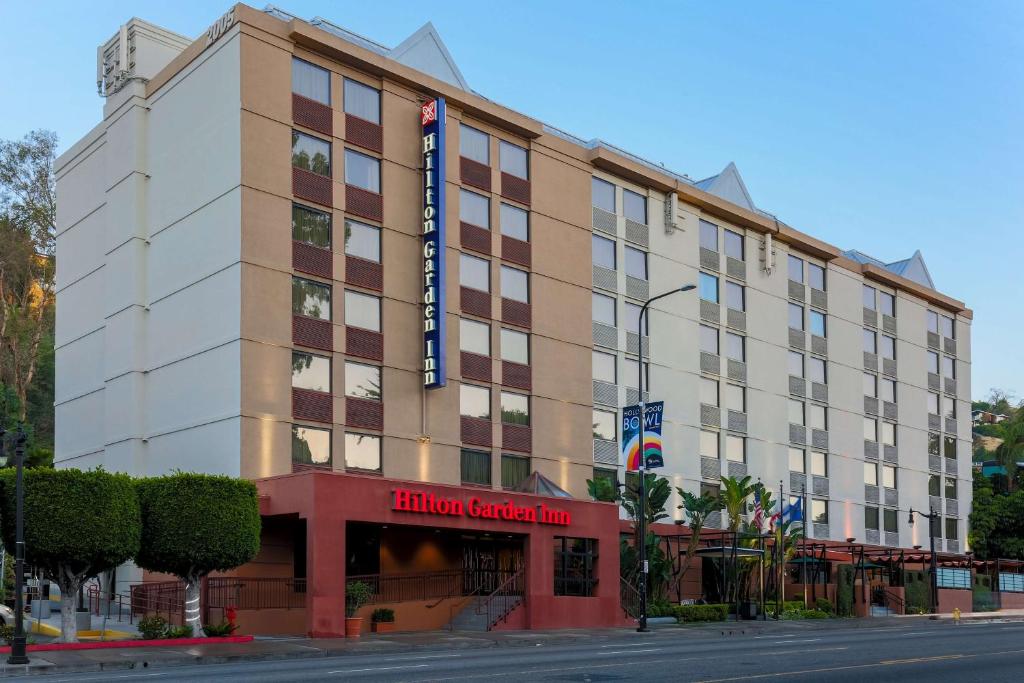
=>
[0,635,253,653]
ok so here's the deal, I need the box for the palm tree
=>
[721,475,755,532]
[994,419,1024,491]
[677,489,724,583]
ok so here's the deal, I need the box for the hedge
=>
[836,565,854,617]
[673,604,729,622]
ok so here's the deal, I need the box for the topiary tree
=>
[135,474,261,636]
[836,564,854,617]
[0,467,140,642]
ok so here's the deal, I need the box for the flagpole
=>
[802,486,808,610]
[778,480,784,618]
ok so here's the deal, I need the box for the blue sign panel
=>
[421,97,447,388]
[622,402,665,471]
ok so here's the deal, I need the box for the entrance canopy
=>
[510,471,572,498]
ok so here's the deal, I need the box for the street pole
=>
[909,508,940,615]
[635,285,694,633]
[8,426,28,665]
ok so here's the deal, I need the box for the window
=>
[788,303,804,330]
[789,400,805,425]
[460,318,490,355]
[501,392,529,425]
[725,435,745,463]
[880,378,896,403]
[928,433,940,455]
[809,263,825,291]
[789,448,805,473]
[927,351,939,374]
[880,335,895,360]
[625,302,648,335]
[700,431,718,458]
[883,508,898,533]
[345,149,380,192]
[930,516,942,539]
[788,255,804,283]
[879,291,895,317]
[863,330,877,354]
[460,384,491,419]
[593,293,616,326]
[592,177,615,212]
[292,352,330,392]
[592,467,617,489]
[725,282,744,311]
[344,290,380,331]
[863,417,877,442]
[461,449,491,485]
[499,140,528,179]
[927,392,940,415]
[344,219,380,262]
[725,332,744,361]
[501,329,529,365]
[945,518,958,540]
[293,204,331,248]
[460,125,489,164]
[592,409,616,441]
[343,78,380,123]
[500,204,528,241]
[623,189,647,224]
[699,273,719,303]
[863,373,877,397]
[501,454,530,489]
[625,247,647,280]
[927,310,939,334]
[882,465,896,489]
[460,189,490,228]
[724,230,744,260]
[699,220,718,251]
[292,131,331,176]
[345,361,381,400]
[942,356,955,379]
[804,357,824,385]
[941,315,955,338]
[700,377,719,406]
[592,351,616,383]
[789,351,804,377]
[460,253,490,291]
[501,266,529,303]
[811,499,828,524]
[623,358,650,390]
[809,404,827,431]
[864,463,877,486]
[945,477,957,499]
[943,435,956,459]
[944,396,957,419]
[292,58,330,104]
[810,451,827,477]
[881,422,896,446]
[809,311,826,337]
[292,277,331,320]
[292,425,331,467]
[592,235,616,269]
[553,537,597,597]
[928,474,940,496]
[700,482,721,498]
[865,506,880,530]
[700,325,719,355]
[863,285,876,310]
[725,384,745,412]
[345,433,381,471]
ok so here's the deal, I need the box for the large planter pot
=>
[371,621,395,633]
[345,617,363,637]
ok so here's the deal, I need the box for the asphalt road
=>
[18,619,1024,682]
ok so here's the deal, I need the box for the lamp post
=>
[8,425,28,665]
[908,507,939,614]
[636,284,695,633]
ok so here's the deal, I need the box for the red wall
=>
[999,592,1024,609]
[937,588,972,614]
[256,471,624,636]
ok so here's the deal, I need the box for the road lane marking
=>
[328,663,431,674]
[598,648,663,655]
[601,641,657,647]
[771,638,820,644]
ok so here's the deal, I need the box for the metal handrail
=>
[480,568,525,630]
[349,569,518,605]
[882,587,906,615]
[620,577,642,620]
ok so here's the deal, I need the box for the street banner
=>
[623,402,665,471]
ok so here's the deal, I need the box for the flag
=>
[752,489,765,533]
[783,497,803,524]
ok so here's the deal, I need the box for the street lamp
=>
[636,284,695,633]
[7,426,28,664]
[908,508,939,614]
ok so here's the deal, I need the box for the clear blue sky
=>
[2,1,1021,400]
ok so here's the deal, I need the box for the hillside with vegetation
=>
[970,389,1024,559]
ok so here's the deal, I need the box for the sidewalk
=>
[2,612,1022,678]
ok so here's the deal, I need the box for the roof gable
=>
[695,162,756,213]
[387,22,469,90]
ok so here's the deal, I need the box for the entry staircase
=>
[445,569,525,632]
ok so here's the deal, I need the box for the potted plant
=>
[371,608,395,633]
[345,581,372,637]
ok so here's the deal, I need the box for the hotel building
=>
[54,4,973,633]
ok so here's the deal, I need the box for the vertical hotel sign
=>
[623,402,665,471]
[421,98,447,388]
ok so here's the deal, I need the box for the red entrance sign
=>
[392,488,571,526]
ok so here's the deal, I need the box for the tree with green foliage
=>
[0,468,139,642]
[970,469,1024,560]
[618,473,673,601]
[135,474,261,636]
[676,489,723,586]
[721,475,754,533]
[586,476,619,503]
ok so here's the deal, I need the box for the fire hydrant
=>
[952,607,961,625]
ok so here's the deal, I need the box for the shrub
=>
[371,608,395,623]
[138,615,169,640]
[815,597,834,614]
[905,578,928,613]
[166,625,194,639]
[202,620,239,637]
[648,598,673,617]
[673,604,728,622]
[836,565,854,617]
[346,581,373,618]
[0,624,14,645]
[781,608,830,620]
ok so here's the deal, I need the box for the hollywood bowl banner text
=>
[623,402,665,471]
